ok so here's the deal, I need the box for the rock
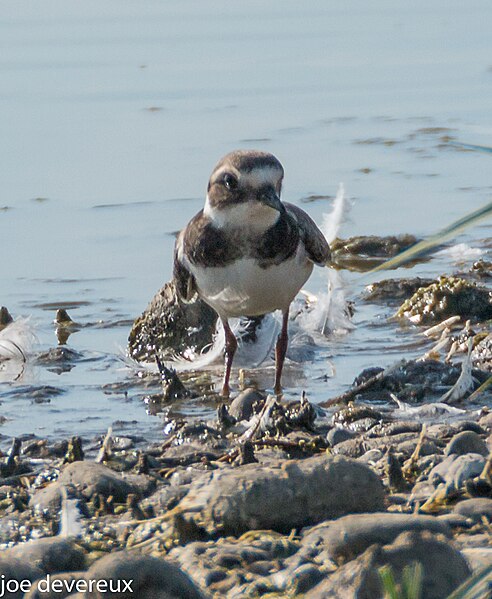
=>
[326,427,355,447]
[0,558,43,599]
[288,564,325,594]
[349,358,490,403]
[478,411,492,431]
[24,572,86,599]
[128,280,218,362]
[445,431,488,457]
[301,512,452,562]
[396,276,492,324]
[454,498,492,523]
[363,277,435,304]
[228,388,265,421]
[461,548,492,572]
[428,453,486,493]
[169,535,299,595]
[174,455,385,535]
[330,234,418,271]
[3,538,86,574]
[84,552,204,598]
[305,531,471,599]
[29,483,82,515]
[58,461,142,502]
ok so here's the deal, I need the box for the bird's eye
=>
[222,173,238,191]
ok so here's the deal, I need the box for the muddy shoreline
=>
[1,238,491,598]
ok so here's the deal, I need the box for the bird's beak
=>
[257,187,285,213]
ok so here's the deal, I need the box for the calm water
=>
[1,0,492,443]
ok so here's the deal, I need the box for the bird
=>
[173,150,331,398]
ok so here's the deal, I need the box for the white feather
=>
[0,317,37,364]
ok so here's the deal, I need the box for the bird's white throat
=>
[203,195,280,231]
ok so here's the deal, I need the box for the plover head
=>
[204,150,285,230]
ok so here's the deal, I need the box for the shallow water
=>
[1,0,492,444]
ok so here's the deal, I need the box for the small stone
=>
[229,388,265,421]
[428,453,486,493]
[29,482,83,515]
[289,564,325,594]
[3,538,86,574]
[0,558,43,599]
[478,411,492,431]
[301,512,451,562]
[445,431,488,457]
[305,530,470,599]
[85,552,204,598]
[454,498,492,523]
[326,427,355,447]
[58,461,141,502]
[461,548,492,572]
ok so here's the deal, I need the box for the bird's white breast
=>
[187,243,313,319]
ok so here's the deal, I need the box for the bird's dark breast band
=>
[182,211,300,269]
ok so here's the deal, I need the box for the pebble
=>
[305,530,470,599]
[326,427,354,447]
[453,498,492,523]
[228,388,265,421]
[84,552,205,598]
[57,461,143,502]
[301,512,451,562]
[3,538,86,575]
[0,558,43,599]
[445,431,488,457]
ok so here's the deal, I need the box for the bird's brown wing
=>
[173,231,197,302]
[285,203,331,266]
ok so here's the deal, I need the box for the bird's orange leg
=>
[221,319,237,398]
[274,309,289,396]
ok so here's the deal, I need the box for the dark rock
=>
[445,431,488,457]
[58,461,141,502]
[0,558,43,599]
[348,358,488,403]
[128,280,218,362]
[363,277,435,304]
[84,552,204,599]
[330,234,418,271]
[305,531,471,599]
[385,448,408,492]
[301,512,451,562]
[288,564,325,594]
[454,498,492,523]
[175,455,385,535]
[0,306,14,329]
[154,359,189,401]
[396,276,492,324]
[236,441,258,465]
[3,538,86,574]
[229,388,266,421]
[332,405,383,426]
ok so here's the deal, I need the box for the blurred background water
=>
[1,0,492,442]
